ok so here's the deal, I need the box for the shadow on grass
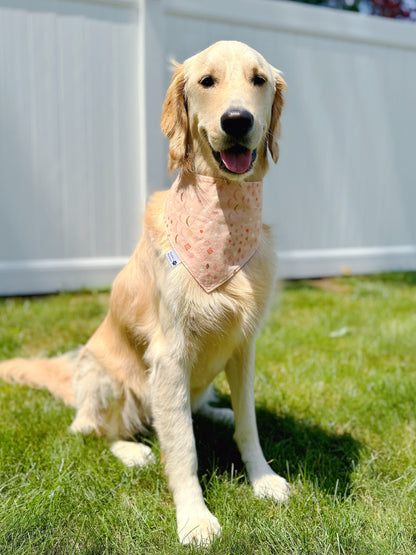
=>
[193,402,362,498]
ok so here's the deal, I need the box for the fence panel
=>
[0,0,142,294]
[1,0,415,294]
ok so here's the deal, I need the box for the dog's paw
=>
[69,414,99,436]
[196,405,235,426]
[213,407,235,425]
[252,472,290,502]
[178,510,221,546]
[110,440,156,467]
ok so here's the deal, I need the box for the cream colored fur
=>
[0,41,288,546]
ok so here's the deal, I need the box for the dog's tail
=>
[0,351,78,407]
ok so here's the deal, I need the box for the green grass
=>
[1,274,416,554]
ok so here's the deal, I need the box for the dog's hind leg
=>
[69,349,121,436]
[70,348,155,467]
[69,349,134,437]
[192,384,235,426]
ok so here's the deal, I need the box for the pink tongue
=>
[220,149,252,174]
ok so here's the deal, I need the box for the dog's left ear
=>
[160,62,189,173]
[268,70,287,164]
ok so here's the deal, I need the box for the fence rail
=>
[0,0,415,295]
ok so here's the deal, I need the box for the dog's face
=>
[161,41,286,181]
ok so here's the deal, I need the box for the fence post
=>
[137,0,166,216]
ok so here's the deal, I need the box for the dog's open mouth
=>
[212,145,257,175]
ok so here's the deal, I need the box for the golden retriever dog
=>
[0,40,288,545]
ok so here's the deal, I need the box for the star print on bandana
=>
[164,173,263,293]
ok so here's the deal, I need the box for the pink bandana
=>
[164,173,263,293]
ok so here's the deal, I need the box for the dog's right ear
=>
[160,63,189,173]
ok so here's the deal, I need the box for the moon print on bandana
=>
[164,173,263,293]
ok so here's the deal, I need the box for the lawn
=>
[1,273,416,554]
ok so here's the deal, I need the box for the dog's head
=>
[161,41,286,181]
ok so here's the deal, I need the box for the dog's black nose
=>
[220,108,254,138]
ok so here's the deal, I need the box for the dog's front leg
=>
[226,342,290,502]
[149,347,221,546]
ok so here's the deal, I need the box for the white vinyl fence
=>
[0,0,415,295]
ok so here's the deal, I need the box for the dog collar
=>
[164,172,263,293]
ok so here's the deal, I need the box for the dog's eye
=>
[199,76,215,88]
[252,74,267,86]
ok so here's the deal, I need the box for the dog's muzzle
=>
[213,108,257,174]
